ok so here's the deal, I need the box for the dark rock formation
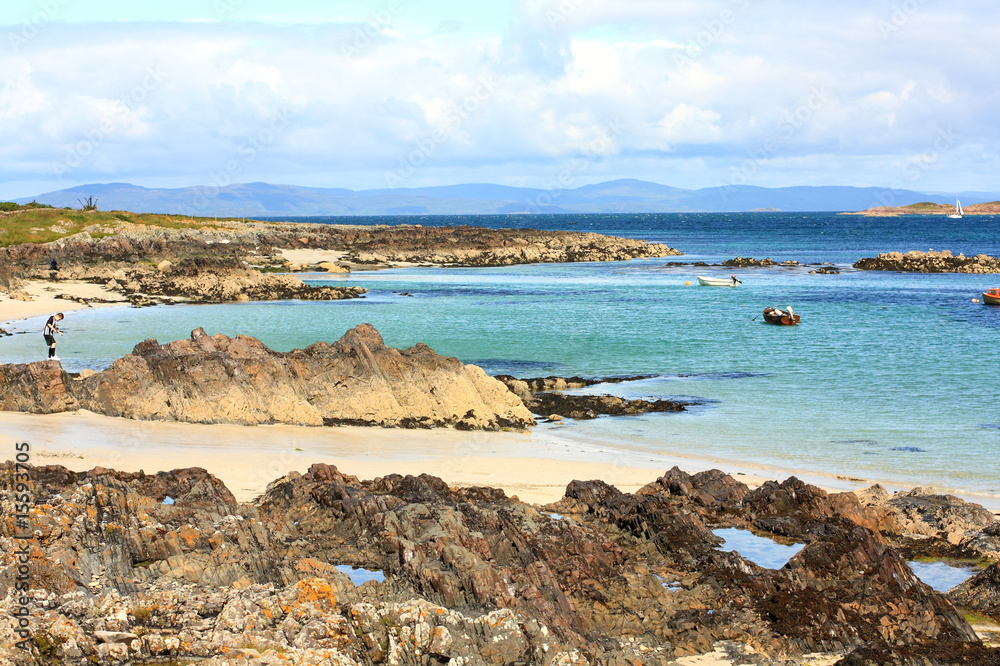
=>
[0,325,534,430]
[2,463,995,664]
[722,256,779,267]
[525,391,689,419]
[43,257,365,306]
[951,563,1000,622]
[854,250,1000,273]
[495,374,690,420]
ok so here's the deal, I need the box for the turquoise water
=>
[2,213,999,499]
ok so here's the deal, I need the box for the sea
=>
[2,212,999,501]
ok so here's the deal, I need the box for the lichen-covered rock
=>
[1,463,996,665]
[0,360,79,414]
[854,250,1000,273]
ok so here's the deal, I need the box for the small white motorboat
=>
[697,275,740,287]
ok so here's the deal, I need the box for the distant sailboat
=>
[948,199,963,219]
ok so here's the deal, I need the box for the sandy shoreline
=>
[0,279,130,324]
[2,409,997,516]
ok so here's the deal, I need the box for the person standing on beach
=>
[43,313,64,360]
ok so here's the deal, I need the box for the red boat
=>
[983,288,1000,305]
[762,306,800,325]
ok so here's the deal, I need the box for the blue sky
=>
[1,0,997,199]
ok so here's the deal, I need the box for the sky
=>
[1,0,998,199]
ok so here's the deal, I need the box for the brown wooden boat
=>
[762,306,800,325]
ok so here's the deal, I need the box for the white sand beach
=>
[0,279,129,324]
[0,409,804,505]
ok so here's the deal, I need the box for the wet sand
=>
[1,410,786,504]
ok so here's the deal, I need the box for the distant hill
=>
[16,180,997,217]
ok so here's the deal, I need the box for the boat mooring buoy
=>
[685,281,691,286]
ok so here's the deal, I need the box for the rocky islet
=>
[0,325,534,430]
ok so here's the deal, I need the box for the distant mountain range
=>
[15,180,998,217]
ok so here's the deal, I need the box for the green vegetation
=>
[130,605,154,624]
[961,608,1000,626]
[910,555,994,570]
[0,200,54,212]
[78,196,99,211]
[0,206,259,248]
[903,201,947,210]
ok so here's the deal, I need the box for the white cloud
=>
[1,1,999,198]
[656,104,722,144]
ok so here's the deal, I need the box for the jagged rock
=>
[638,466,751,509]
[722,256,778,267]
[2,463,995,665]
[75,257,365,304]
[494,374,687,419]
[856,484,996,550]
[854,250,1000,273]
[950,563,1000,622]
[961,520,1000,561]
[0,360,80,413]
[0,325,535,430]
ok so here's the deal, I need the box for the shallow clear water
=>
[3,212,999,498]
[907,561,977,593]
[334,565,386,585]
[712,528,805,569]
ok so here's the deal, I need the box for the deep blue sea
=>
[3,212,999,499]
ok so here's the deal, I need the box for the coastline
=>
[3,409,998,515]
[0,279,130,324]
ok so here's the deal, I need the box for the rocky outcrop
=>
[720,257,799,267]
[0,360,80,414]
[2,220,682,271]
[854,250,1000,273]
[0,326,535,430]
[495,374,689,420]
[40,257,365,306]
[855,484,999,559]
[950,562,1000,622]
[2,463,994,665]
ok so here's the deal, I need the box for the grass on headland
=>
[0,204,265,248]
